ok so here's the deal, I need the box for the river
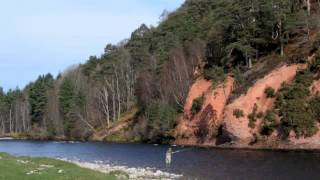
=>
[0,140,320,180]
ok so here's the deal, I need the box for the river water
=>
[0,140,320,180]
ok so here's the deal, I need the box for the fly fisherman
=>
[166,147,172,167]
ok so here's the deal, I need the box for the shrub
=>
[144,101,178,143]
[280,104,318,138]
[191,95,205,114]
[248,104,258,128]
[310,53,320,73]
[257,112,264,119]
[264,87,276,98]
[310,95,320,120]
[295,70,314,87]
[232,67,245,86]
[310,49,320,77]
[260,110,277,136]
[203,65,226,83]
[264,110,277,123]
[276,79,318,138]
[233,109,244,119]
[260,125,274,136]
[27,125,51,140]
[104,133,127,142]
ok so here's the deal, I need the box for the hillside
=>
[175,32,320,149]
[1,0,320,149]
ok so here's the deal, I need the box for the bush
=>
[310,53,320,73]
[310,95,320,120]
[280,104,318,138]
[248,104,258,128]
[264,110,277,123]
[232,67,245,86]
[27,125,51,140]
[295,70,314,87]
[191,95,205,114]
[233,109,244,119]
[203,66,226,83]
[311,49,320,70]
[260,110,277,136]
[144,101,178,143]
[104,133,127,142]
[257,112,264,119]
[264,87,276,98]
[276,79,318,138]
[260,125,274,136]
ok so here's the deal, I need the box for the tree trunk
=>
[248,58,253,69]
[1,117,5,134]
[22,103,26,132]
[112,79,116,123]
[15,104,18,133]
[281,41,284,57]
[126,71,131,111]
[306,16,310,40]
[116,72,121,121]
[307,0,311,16]
[74,113,97,133]
[9,108,12,133]
[279,19,284,57]
[103,87,110,127]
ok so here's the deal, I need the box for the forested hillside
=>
[1,0,320,147]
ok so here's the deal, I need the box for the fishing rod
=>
[172,147,194,154]
[165,147,194,166]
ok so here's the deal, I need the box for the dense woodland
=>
[1,0,320,142]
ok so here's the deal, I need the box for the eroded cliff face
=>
[311,79,320,94]
[174,63,320,149]
[173,28,320,149]
[223,64,302,147]
[175,77,234,146]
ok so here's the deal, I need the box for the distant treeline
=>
[0,0,319,142]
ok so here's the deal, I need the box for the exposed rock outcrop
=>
[173,28,320,149]
[174,63,313,148]
[223,64,302,146]
[311,79,320,94]
[175,77,234,145]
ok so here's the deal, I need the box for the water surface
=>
[0,140,319,180]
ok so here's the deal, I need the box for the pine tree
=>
[28,76,51,125]
[59,77,76,135]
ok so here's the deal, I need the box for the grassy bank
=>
[0,153,127,180]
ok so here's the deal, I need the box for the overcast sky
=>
[0,0,185,91]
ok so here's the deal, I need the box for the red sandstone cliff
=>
[174,32,320,149]
[175,77,234,146]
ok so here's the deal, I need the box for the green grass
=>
[0,153,124,180]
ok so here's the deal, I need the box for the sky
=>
[0,0,185,91]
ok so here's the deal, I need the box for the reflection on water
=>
[0,140,320,180]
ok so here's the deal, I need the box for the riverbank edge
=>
[0,151,182,179]
[58,158,183,179]
[174,143,320,153]
[2,133,320,152]
[0,152,126,179]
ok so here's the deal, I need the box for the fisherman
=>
[165,147,172,167]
